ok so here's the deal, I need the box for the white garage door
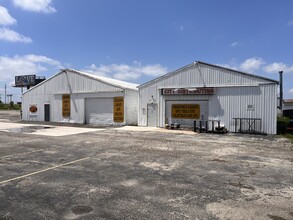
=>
[85,98,113,125]
[165,100,208,127]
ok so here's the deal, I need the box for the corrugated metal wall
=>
[138,63,278,134]
[22,70,138,124]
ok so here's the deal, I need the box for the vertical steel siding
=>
[22,70,138,124]
[138,63,277,134]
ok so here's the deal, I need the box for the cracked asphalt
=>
[0,110,292,220]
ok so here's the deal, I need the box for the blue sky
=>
[0,0,293,101]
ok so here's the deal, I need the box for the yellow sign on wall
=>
[62,94,70,117]
[113,97,124,122]
[171,104,200,119]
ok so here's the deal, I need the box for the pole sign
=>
[15,75,36,87]
[171,104,200,119]
[113,97,124,122]
[162,87,214,95]
[62,94,70,117]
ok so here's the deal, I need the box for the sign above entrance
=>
[162,88,214,95]
[171,104,200,119]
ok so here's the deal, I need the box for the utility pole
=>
[4,84,7,104]
[279,71,283,116]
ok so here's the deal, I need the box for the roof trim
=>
[138,61,279,88]
[23,68,138,95]
[65,69,138,90]
[22,70,64,95]
[197,61,279,84]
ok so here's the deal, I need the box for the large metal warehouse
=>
[22,69,138,125]
[138,61,278,134]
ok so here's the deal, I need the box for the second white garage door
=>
[85,98,113,125]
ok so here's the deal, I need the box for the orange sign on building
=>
[62,94,70,117]
[171,104,200,119]
[113,97,124,122]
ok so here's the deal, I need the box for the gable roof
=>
[23,68,138,94]
[66,69,138,90]
[138,61,279,88]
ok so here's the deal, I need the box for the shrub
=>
[277,116,290,134]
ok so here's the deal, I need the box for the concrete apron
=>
[0,122,102,137]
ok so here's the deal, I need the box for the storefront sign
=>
[171,104,200,119]
[162,88,214,95]
[113,97,124,122]
[62,94,70,117]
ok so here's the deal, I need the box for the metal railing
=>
[194,120,227,133]
[233,118,262,134]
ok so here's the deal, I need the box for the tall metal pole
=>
[4,84,6,104]
[279,71,283,115]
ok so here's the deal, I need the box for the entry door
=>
[147,103,157,127]
[44,104,50,122]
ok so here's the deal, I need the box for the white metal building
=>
[22,69,138,125]
[138,61,278,134]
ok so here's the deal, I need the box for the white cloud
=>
[239,57,265,72]
[230,42,238,47]
[289,88,293,94]
[82,62,168,81]
[263,62,293,74]
[12,0,56,13]
[0,54,61,82]
[0,28,32,43]
[219,57,293,75]
[172,22,185,32]
[0,6,17,26]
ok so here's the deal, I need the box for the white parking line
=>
[0,157,90,185]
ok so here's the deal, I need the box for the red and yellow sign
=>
[171,104,200,119]
[62,94,70,117]
[113,97,124,122]
[163,88,214,95]
[29,105,38,113]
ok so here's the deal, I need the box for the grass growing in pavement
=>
[282,134,293,150]
[283,133,293,143]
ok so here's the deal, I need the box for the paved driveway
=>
[0,111,292,219]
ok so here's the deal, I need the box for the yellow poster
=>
[113,97,124,122]
[171,104,200,119]
[62,94,70,117]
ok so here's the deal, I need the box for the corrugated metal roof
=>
[67,69,138,90]
[138,61,279,88]
[23,68,138,94]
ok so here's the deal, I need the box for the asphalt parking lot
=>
[0,110,292,220]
